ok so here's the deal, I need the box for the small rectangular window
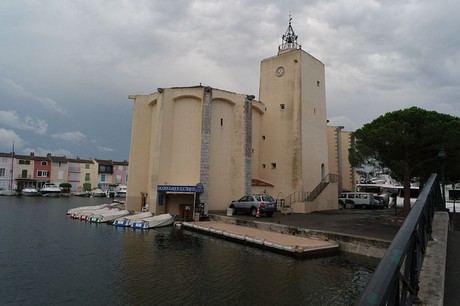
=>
[37,170,48,177]
[271,163,277,169]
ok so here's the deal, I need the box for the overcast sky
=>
[1,0,459,161]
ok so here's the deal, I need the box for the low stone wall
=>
[209,214,391,258]
[418,211,449,305]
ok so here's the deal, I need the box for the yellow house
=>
[126,20,343,215]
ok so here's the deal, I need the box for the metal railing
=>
[281,174,339,206]
[305,174,338,202]
[357,173,443,305]
[282,191,308,207]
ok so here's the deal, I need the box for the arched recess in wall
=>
[209,97,235,209]
[169,95,202,184]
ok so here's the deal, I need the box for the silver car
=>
[229,194,277,217]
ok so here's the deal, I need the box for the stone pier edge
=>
[209,214,391,258]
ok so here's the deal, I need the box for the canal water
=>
[0,196,378,305]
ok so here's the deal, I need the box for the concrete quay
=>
[208,209,399,258]
[181,220,339,258]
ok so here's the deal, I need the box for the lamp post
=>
[437,148,447,211]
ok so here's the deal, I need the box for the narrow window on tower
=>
[280,104,285,110]
[271,163,277,169]
[220,118,223,126]
[317,80,320,87]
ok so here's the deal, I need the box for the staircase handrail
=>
[305,174,338,202]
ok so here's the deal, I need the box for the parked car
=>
[229,194,277,217]
[373,196,385,209]
[338,192,375,209]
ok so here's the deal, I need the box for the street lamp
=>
[437,148,447,211]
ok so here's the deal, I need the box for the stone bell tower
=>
[258,16,330,206]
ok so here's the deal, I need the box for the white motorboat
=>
[91,188,106,197]
[39,183,62,197]
[67,204,111,216]
[131,213,174,229]
[73,191,91,197]
[22,188,39,196]
[76,207,114,220]
[0,189,16,196]
[115,185,127,198]
[89,210,130,223]
[113,212,153,227]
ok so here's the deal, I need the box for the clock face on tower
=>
[276,66,285,77]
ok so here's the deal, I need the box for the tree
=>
[83,183,91,191]
[59,182,71,194]
[349,107,460,213]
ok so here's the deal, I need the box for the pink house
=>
[113,160,128,185]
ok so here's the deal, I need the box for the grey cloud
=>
[0,110,48,134]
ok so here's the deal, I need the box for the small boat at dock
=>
[39,183,62,197]
[131,213,174,229]
[22,188,39,196]
[89,210,130,223]
[73,191,91,197]
[67,204,110,215]
[115,185,127,198]
[91,188,106,197]
[113,212,153,227]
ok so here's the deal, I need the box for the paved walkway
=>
[212,208,403,241]
[444,213,460,305]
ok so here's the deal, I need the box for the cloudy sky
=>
[1,0,459,161]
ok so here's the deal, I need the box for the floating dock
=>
[181,221,339,258]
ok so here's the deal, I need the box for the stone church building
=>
[125,20,355,216]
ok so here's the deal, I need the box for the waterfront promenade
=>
[209,208,458,305]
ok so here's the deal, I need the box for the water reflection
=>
[0,197,377,305]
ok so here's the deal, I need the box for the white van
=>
[338,192,375,209]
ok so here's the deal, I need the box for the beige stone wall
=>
[208,96,237,209]
[341,131,356,192]
[126,87,254,213]
[299,52,329,190]
[126,49,341,214]
[327,126,356,193]
[126,94,154,211]
[258,49,330,203]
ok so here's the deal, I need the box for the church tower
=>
[258,17,330,207]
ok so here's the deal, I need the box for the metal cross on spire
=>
[278,12,301,54]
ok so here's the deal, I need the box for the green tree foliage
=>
[83,183,91,191]
[349,107,460,212]
[59,182,71,193]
